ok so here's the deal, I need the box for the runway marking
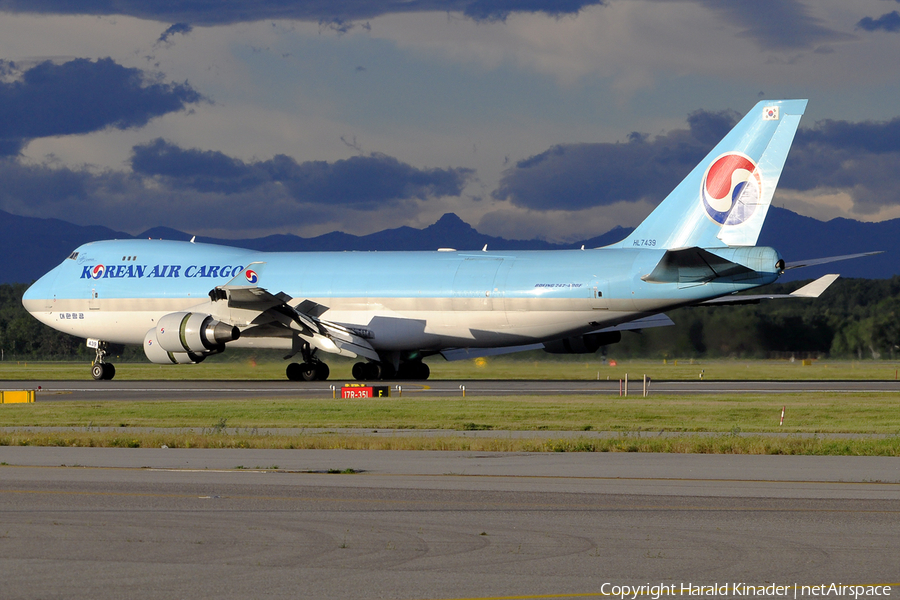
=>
[4,463,900,487]
[5,488,900,516]
[4,471,900,514]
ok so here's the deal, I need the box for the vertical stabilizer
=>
[620,99,807,250]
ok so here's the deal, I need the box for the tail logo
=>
[701,153,761,226]
[245,269,259,284]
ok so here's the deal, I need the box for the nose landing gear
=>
[89,340,116,380]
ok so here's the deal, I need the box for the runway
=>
[4,378,900,402]
[1,448,898,600]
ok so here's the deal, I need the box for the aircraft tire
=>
[92,363,115,381]
[379,362,396,380]
[416,362,430,380]
[298,362,319,381]
[397,361,429,380]
[286,362,303,381]
[396,362,412,379]
[315,362,330,381]
[352,362,367,380]
[364,362,381,380]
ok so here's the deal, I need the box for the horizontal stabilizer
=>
[784,251,883,270]
[701,274,839,305]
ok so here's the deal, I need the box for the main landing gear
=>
[286,361,330,382]
[285,343,330,381]
[352,360,429,381]
[283,344,429,382]
[90,341,116,381]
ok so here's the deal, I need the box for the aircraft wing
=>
[700,274,839,305]
[209,263,379,361]
[440,313,675,361]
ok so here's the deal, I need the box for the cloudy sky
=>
[2,0,900,242]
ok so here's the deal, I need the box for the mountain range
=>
[1,208,895,284]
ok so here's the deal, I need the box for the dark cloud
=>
[697,0,853,50]
[781,117,900,214]
[0,156,283,233]
[794,118,900,155]
[496,108,900,216]
[462,0,604,21]
[0,1,603,25]
[131,139,266,194]
[857,11,900,33]
[156,22,193,46]
[492,109,738,210]
[0,147,473,235]
[131,139,475,208]
[0,58,205,156]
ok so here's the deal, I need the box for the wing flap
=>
[209,279,379,361]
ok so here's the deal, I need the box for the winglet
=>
[224,261,266,287]
[789,274,839,298]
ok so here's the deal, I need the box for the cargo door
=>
[589,279,610,310]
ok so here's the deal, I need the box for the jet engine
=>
[143,312,240,365]
[542,331,621,354]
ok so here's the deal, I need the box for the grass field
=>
[2,394,899,433]
[3,358,898,455]
[1,392,899,455]
[3,430,898,455]
[2,356,900,381]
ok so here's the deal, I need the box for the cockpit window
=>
[67,251,79,260]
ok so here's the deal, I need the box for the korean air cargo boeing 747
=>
[22,100,874,381]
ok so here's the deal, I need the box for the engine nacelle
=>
[543,331,622,354]
[143,329,209,364]
[155,312,240,353]
[143,312,239,365]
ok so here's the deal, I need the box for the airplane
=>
[21,99,875,381]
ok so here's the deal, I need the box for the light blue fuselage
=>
[23,238,781,353]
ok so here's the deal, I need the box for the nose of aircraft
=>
[22,267,59,314]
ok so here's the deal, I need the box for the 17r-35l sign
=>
[341,385,391,398]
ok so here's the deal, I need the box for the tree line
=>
[2,278,900,361]
[613,277,900,360]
